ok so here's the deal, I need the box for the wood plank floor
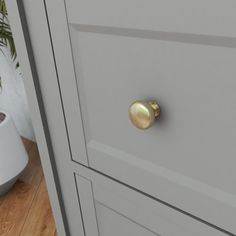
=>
[0,139,57,236]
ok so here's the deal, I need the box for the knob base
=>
[149,102,161,118]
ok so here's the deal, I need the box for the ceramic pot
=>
[0,111,28,195]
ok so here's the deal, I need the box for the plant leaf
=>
[0,0,18,67]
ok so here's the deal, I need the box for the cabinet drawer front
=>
[66,0,236,38]
[70,29,236,233]
[75,168,228,236]
[44,0,236,234]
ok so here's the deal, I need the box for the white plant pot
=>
[0,47,35,141]
[0,111,29,196]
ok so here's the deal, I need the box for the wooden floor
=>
[0,139,57,236]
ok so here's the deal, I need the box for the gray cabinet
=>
[75,165,228,236]
[6,0,236,235]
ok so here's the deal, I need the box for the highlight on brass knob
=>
[129,100,161,129]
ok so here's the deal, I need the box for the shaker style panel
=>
[69,27,236,233]
[66,0,236,38]
[44,0,236,234]
[75,169,229,236]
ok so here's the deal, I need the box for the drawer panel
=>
[71,29,236,195]
[66,0,236,38]
[75,167,229,236]
[69,26,236,233]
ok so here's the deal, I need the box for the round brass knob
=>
[129,100,161,129]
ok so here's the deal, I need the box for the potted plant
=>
[0,110,28,195]
[0,0,28,195]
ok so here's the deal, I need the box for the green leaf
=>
[0,0,19,67]
[0,0,7,17]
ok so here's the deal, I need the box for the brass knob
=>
[129,100,161,129]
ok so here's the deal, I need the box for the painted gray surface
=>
[95,203,158,236]
[44,0,88,166]
[75,176,99,236]
[71,29,236,194]
[66,0,236,38]
[7,0,236,235]
[75,166,228,236]
[13,1,85,235]
[5,1,75,236]
[44,0,236,234]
